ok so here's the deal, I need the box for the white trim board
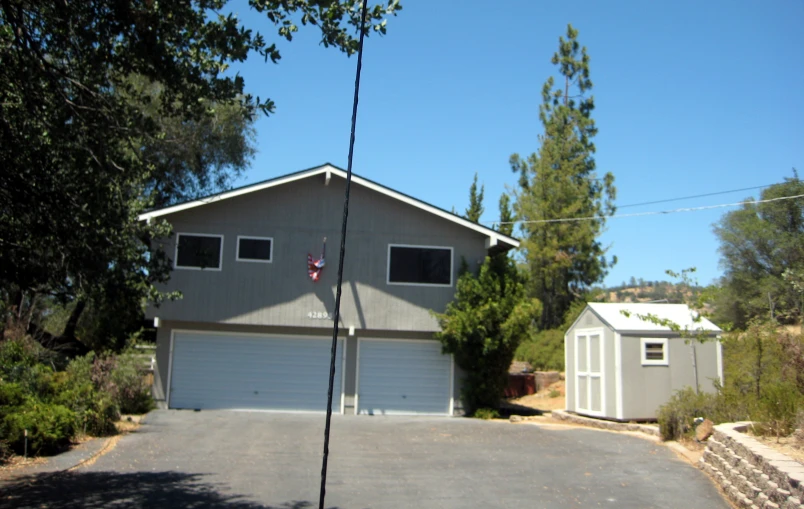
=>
[138,164,519,250]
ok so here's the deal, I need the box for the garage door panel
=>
[357,339,451,415]
[170,333,342,412]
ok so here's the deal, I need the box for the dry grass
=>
[506,380,566,413]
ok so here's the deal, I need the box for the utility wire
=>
[318,1,368,508]
[618,183,777,209]
[488,193,804,226]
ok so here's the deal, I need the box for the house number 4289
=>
[307,311,333,320]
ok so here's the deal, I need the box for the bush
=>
[657,387,720,441]
[111,353,154,414]
[754,382,803,438]
[0,382,27,408]
[515,329,564,371]
[473,408,500,420]
[2,399,76,455]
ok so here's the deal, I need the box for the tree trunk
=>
[62,297,87,341]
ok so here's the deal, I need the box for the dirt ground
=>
[505,379,566,413]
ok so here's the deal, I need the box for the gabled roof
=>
[583,303,721,333]
[138,163,519,250]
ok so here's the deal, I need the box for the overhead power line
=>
[618,183,777,209]
[487,193,804,226]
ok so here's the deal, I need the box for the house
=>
[564,303,722,421]
[139,163,519,416]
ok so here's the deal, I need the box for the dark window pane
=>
[389,246,451,285]
[177,235,221,269]
[239,238,272,261]
[645,343,665,361]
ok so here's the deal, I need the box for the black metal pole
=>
[318,1,369,508]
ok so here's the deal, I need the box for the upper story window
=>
[387,244,453,287]
[175,233,223,271]
[237,236,273,263]
[641,338,669,366]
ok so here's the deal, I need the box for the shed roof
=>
[585,303,722,333]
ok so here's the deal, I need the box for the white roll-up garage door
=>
[357,339,452,415]
[169,332,343,412]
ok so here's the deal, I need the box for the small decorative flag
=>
[307,237,326,282]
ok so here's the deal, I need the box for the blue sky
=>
[227,0,804,287]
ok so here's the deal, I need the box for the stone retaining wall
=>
[700,422,804,509]
[550,409,660,437]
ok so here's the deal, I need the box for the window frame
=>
[174,232,224,271]
[236,235,274,264]
[386,244,454,288]
[640,337,669,366]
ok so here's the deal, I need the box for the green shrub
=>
[0,382,26,409]
[2,399,76,455]
[657,387,720,441]
[754,382,803,438]
[111,353,153,414]
[473,408,500,420]
[54,354,119,436]
[515,329,564,371]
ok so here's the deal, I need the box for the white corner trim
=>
[640,337,669,366]
[484,236,498,249]
[166,330,175,409]
[386,244,454,288]
[325,169,331,186]
[137,164,519,249]
[564,332,570,411]
[174,232,224,271]
[235,235,274,263]
[449,354,455,417]
[614,332,623,420]
[716,337,723,385]
[153,317,161,328]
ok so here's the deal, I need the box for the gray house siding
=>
[620,334,720,420]
[152,320,464,415]
[148,173,488,332]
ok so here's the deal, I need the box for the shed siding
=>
[152,320,463,415]
[148,174,488,332]
[620,334,721,420]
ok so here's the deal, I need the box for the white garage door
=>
[357,339,452,415]
[169,332,343,412]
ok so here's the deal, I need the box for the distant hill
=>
[595,281,703,304]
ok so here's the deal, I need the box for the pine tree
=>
[465,173,485,223]
[511,24,616,329]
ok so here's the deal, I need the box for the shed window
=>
[641,338,669,366]
[237,236,273,263]
[387,245,452,286]
[175,233,223,270]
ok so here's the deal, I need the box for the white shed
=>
[565,303,723,421]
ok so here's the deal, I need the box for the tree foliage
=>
[511,24,616,329]
[435,254,540,414]
[464,173,485,223]
[0,0,400,350]
[712,175,804,328]
[436,186,539,413]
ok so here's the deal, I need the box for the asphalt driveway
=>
[2,411,730,509]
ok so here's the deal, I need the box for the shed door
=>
[575,330,604,416]
[169,332,343,412]
[357,339,452,415]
